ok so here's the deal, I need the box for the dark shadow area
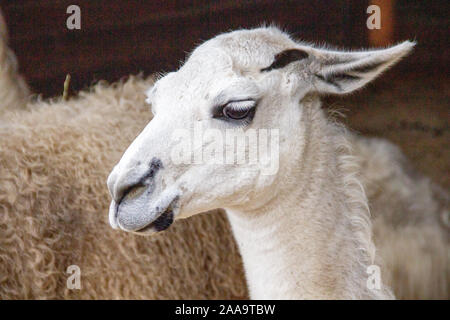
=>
[2,1,447,97]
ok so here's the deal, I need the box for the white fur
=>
[108,27,418,299]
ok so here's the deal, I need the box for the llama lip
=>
[135,208,174,233]
[130,196,179,235]
[115,189,179,234]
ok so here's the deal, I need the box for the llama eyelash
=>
[212,99,257,125]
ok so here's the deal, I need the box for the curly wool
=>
[0,76,247,299]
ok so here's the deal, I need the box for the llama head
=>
[107,27,414,235]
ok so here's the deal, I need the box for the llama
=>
[0,8,241,299]
[0,75,248,299]
[0,14,243,298]
[0,15,447,298]
[1,77,447,300]
[108,27,449,299]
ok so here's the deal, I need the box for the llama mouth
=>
[114,190,179,235]
[134,207,175,234]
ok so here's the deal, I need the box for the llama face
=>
[107,27,414,235]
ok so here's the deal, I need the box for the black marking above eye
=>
[261,49,309,72]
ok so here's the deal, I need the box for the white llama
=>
[107,27,445,299]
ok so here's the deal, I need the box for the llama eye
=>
[214,100,256,122]
[223,106,252,120]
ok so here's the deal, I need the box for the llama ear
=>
[309,41,415,94]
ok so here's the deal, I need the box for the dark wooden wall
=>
[1,0,448,97]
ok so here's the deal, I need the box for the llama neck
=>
[226,103,392,299]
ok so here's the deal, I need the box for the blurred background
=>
[1,0,449,186]
[1,0,447,96]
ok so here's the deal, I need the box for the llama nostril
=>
[125,185,146,200]
[149,157,163,174]
[112,157,164,204]
[115,180,143,206]
[118,183,146,205]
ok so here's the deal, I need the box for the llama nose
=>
[107,163,144,203]
[107,166,119,199]
[108,157,164,203]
